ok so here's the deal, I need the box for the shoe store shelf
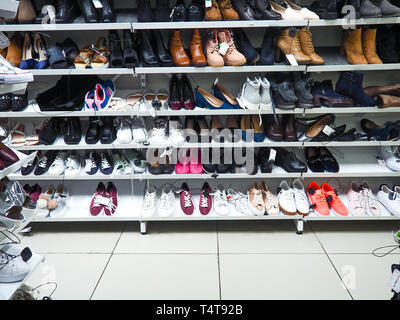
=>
[0,244,44,301]
[308,16,400,27]
[30,68,134,76]
[0,150,37,181]
[304,215,400,221]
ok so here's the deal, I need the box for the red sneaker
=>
[307,181,330,216]
[199,182,212,215]
[321,182,348,216]
[90,182,107,216]
[104,182,118,216]
[180,183,194,215]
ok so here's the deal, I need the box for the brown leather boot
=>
[377,94,400,108]
[298,29,324,65]
[6,0,36,24]
[343,28,368,65]
[364,84,400,97]
[217,0,239,20]
[276,28,311,65]
[169,30,191,67]
[190,29,207,67]
[362,28,383,64]
[205,0,222,20]
[204,29,224,67]
[6,33,23,67]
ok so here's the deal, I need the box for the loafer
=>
[275,148,307,173]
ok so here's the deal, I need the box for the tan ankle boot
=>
[190,29,207,67]
[362,28,383,64]
[205,0,222,20]
[217,0,239,20]
[217,29,246,66]
[343,28,368,65]
[276,28,311,65]
[169,30,191,67]
[298,29,324,65]
[204,29,224,67]
[6,33,23,67]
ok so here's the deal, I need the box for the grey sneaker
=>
[131,116,147,143]
[237,77,260,110]
[271,81,297,110]
[294,79,314,109]
[113,151,133,175]
[126,149,147,174]
[257,77,272,111]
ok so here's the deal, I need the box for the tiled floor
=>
[21,220,400,300]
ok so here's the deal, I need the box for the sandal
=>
[25,121,41,146]
[91,37,110,69]
[74,45,93,69]
[11,122,26,146]
[156,89,169,110]
[46,45,68,69]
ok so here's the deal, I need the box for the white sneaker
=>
[377,185,400,217]
[0,55,33,84]
[48,151,67,176]
[0,251,30,283]
[126,149,146,174]
[360,181,381,216]
[257,77,272,111]
[248,183,266,216]
[292,178,310,215]
[142,185,157,218]
[168,117,185,146]
[278,181,296,215]
[347,181,366,216]
[285,0,320,20]
[158,185,175,217]
[64,151,81,176]
[49,184,68,218]
[116,117,133,144]
[236,78,261,110]
[227,188,250,215]
[131,117,147,143]
[381,146,400,172]
[213,185,229,216]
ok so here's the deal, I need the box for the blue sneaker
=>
[95,80,115,110]
[85,152,101,175]
[100,151,114,175]
[83,90,96,111]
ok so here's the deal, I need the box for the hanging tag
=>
[219,42,229,55]
[205,0,212,8]
[390,269,400,293]
[286,54,298,66]
[92,0,103,9]
[269,148,277,162]
[47,6,56,22]
[0,32,10,50]
[393,230,400,244]
[322,125,335,136]
[377,154,385,166]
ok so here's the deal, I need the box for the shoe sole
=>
[279,204,297,216]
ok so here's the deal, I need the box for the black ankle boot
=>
[139,31,159,67]
[154,0,171,21]
[259,28,278,65]
[232,0,259,20]
[151,30,173,66]
[55,0,80,23]
[233,29,259,65]
[79,0,98,23]
[309,0,338,19]
[138,0,152,22]
[376,25,400,63]
[108,30,124,68]
[171,0,188,21]
[188,0,204,21]
[101,0,115,22]
[254,0,281,20]
[123,30,139,68]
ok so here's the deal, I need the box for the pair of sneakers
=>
[307,181,348,216]
[347,181,381,216]
[141,184,176,218]
[237,77,272,111]
[115,116,147,144]
[83,80,115,111]
[278,179,310,216]
[148,116,185,146]
[48,151,81,176]
[84,151,114,175]
[90,182,118,216]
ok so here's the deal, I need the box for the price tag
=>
[48,6,56,22]
[219,42,229,55]
[269,148,277,162]
[286,54,298,66]
[377,155,385,166]
[205,0,212,8]
[322,125,335,136]
[0,32,10,49]
[92,0,103,9]
[390,269,400,293]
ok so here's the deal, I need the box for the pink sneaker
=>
[30,184,42,204]
[104,182,118,216]
[199,182,212,215]
[189,150,203,174]
[90,182,107,216]
[176,156,190,174]
[180,183,194,215]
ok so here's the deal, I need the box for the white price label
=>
[219,42,229,55]
[92,0,103,9]
[286,54,298,66]
[205,0,212,8]
[0,32,10,50]
[322,125,335,136]
[269,148,277,162]
[390,269,400,293]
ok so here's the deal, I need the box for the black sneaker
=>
[34,150,57,176]
[100,151,114,175]
[21,151,40,176]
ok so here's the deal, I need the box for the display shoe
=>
[322,182,348,217]
[311,80,354,107]
[277,180,296,215]
[362,28,383,64]
[296,114,338,142]
[188,0,204,21]
[148,151,162,175]
[141,185,157,218]
[6,33,23,67]
[55,0,80,23]
[294,79,314,108]
[38,118,61,145]
[259,180,279,215]
[190,29,207,67]
[33,33,49,70]
[241,115,265,142]
[376,25,399,63]
[210,115,224,142]
[377,185,400,216]
[263,115,284,141]
[154,0,171,21]
[62,117,81,145]
[233,29,259,65]
[171,0,188,21]
[148,116,168,144]
[259,28,278,65]
[139,31,158,67]
[380,146,400,171]
[0,94,11,112]
[336,71,376,107]
[195,88,232,109]
[34,151,57,176]
[100,0,115,23]
[237,77,261,110]
[226,115,241,142]
[158,184,176,218]
[258,77,272,110]
[282,114,297,142]
[84,151,101,175]
[307,181,330,216]
[204,29,225,67]
[205,0,222,20]
[359,181,381,216]
[271,81,297,110]
[21,152,39,176]
[168,116,185,145]
[100,117,116,144]
[201,149,217,174]
[90,182,106,216]
[360,0,382,16]
[50,184,69,218]
[232,0,258,19]
[298,29,324,65]
[309,0,338,19]
[108,30,124,68]
[254,0,281,19]
[217,29,246,66]
[48,151,67,175]
[181,74,195,110]
[247,183,265,216]
[64,151,81,176]
[213,79,240,109]
[364,83,400,97]
[169,30,191,67]
[123,30,139,68]
[347,181,366,216]
[305,147,323,172]
[99,151,113,175]
[218,0,240,20]
[293,179,310,216]
[199,182,212,215]
[180,183,194,215]
[176,154,190,174]
[11,0,37,24]
[126,149,146,174]
[227,188,249,215]
[269,0,304,19]
[377,94,400,109]
[151,30,173,67]
[0,251,30,283]
[137,0,152,22]
[20,33,36,70]
[319,147,339,172]
[80,0,99,22]
[116,117,133,144]
[342,28,368,65]
[213,185,229,216]
[103,182,117,216]
[257,148,273,173]
[276,28,311,65]
[373,0,400,16]
[275,148,307,172]
[85,117,101,144]
[168,74,183,110]
[285,0,320,19]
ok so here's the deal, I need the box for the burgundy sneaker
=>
[104,182,118,216]
[180,183,194,215]
[90,182,107,216]
[29,184,42,204]
[199,182,212,215]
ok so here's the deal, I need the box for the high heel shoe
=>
[20,33,36,69]
[108,30,124,68]
[123,30,139,68]
[181,74,195,110]
[169,75,182,110]
[195,88,232,109]
[33,33,49,69]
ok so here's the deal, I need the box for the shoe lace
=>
[38,156,48,168]
[314,190,327,207]
[220,0,233,9]
[200,191,210,208]
[0,251,16,270]
[160,192,174,209]
[253,190,264,206]
[352,191,364,208]
[361,188,378,209]
[212,0,219,8]
[183,191,193,208]
[303,30,315,53]
[101,155,110,169]
[143,192,156,209]
[92,193,111,208]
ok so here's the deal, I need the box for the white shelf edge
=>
[307,63,400,72]
[30,68,134,76]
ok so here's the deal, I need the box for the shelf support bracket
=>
[140,221,148,235]
[294,218,304,235]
